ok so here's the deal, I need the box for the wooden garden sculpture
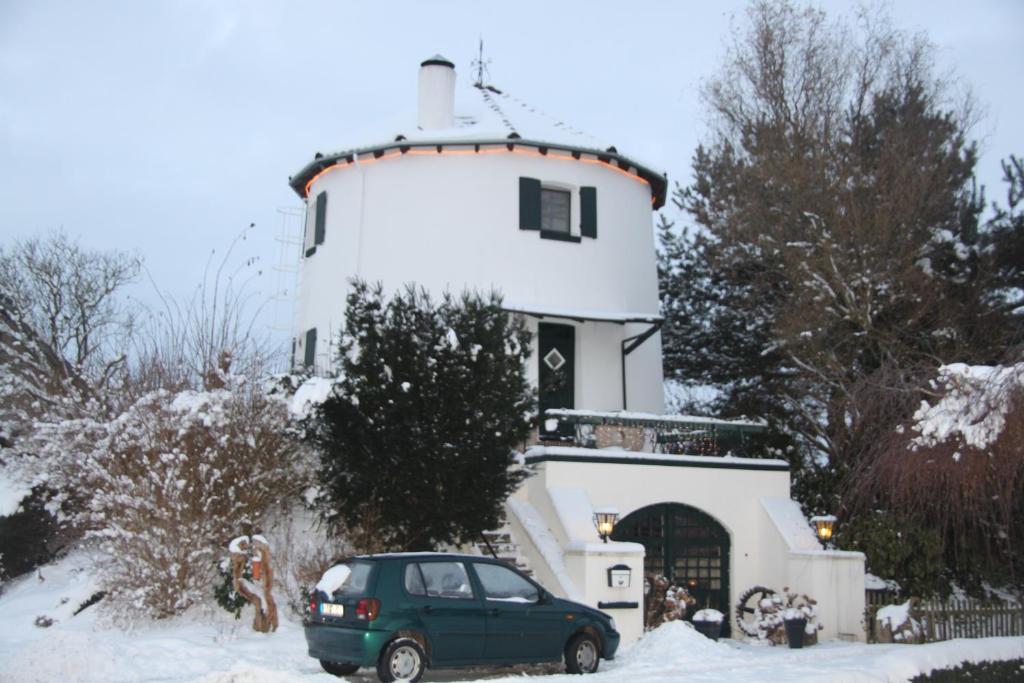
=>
[228,534,279,633]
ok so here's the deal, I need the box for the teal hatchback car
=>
[304,553,620,682]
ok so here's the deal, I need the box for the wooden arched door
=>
[612,503,731,636]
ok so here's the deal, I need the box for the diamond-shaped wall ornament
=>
[543,347,566,371]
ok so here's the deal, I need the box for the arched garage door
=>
[612,503,731,636]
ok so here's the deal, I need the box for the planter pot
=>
[784,618,807,648]
[693,619,723,641]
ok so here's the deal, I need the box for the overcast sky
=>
[1,0,1022,345]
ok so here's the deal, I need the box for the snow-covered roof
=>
[289,70,668,207]
[759,497,822,552]
[502,302,662,324]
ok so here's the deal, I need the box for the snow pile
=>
[314,564,351,594]
[0,471,29,516]
[693,608,724,622]
[912,363,1024,450]
[287,376,336,418]
[619,620,741,669]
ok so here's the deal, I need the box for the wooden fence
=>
[916,597,1024,642]
[866,594,1024,643]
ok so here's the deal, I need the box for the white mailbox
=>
[607,564,631,588]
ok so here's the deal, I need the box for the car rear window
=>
[316,560,374,597]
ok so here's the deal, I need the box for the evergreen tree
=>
[659,1,1022,588]
[312,281,534,552]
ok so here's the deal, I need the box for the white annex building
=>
[289,56,866,645]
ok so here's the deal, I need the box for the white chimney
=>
[417,55,455,131]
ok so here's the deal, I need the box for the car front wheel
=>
[565,633,600,674]
[377,637,426,683]
[320,659,359,676]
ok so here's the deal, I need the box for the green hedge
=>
[909,658,1024,681]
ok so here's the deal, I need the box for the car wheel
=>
[565,633,600,675]
[319,659,359,676]
[377,637,426,683]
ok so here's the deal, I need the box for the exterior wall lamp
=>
[810,515,837,545]
[593,508,620,543]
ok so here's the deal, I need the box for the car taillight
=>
[355,598,380,621]
[308,592,318,612]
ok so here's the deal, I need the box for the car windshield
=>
[315,560,374,597]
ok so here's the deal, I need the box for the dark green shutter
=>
[580,186,597,238]
[314,192,327,245]
[519,177,541,230]
[304,328,317,368]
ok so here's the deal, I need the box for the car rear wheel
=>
[319,659,359,676]
[565,633,600,674]
[377,638,426,683]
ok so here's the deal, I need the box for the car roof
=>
[356,551,492,561]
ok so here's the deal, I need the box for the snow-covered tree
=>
[34,367,309,619]
[659,2,1013,496]
[311,280,534,552]
[0,233,140,580]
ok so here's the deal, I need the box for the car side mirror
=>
[537,590,552,605]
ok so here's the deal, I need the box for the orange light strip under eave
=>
[302,145,653,197]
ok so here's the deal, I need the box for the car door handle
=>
[422,606,433,614]
[488,608,501,617]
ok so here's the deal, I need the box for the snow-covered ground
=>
[1,554,1022,683]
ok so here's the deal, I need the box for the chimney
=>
[418,55,456,131]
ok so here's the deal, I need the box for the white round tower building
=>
[289,56,668,415]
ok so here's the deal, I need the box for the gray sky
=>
[1,0,1022,344]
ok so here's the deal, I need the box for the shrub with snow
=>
[644,573,696,630]
[876,599,924,644]
[33,374,309,619]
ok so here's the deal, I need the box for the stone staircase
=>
[476,520,533,577]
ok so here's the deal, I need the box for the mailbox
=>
[607,564,631,588]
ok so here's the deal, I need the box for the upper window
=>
[518,177,596,242]
[474,563,539,603]
[540,188,570,234]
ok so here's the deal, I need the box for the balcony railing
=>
[539,409,766,458]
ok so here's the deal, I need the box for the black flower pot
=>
[784,618,807,648]
[693,619,722,641]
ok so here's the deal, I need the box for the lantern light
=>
[593,507,620,543]
[810,515,837,544]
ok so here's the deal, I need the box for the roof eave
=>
[288,138,668,209]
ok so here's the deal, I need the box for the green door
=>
[471,562,565,662]
[538,322,575,439]
[403,560,487,663]
[612,503,731,637]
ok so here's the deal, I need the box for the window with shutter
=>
[314,191,327,246]
[580,186,597,238]
[519,177,541,230]
[303,200,317,257]
[304,328,317,369]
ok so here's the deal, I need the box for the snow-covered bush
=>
[644,573,696,630]
[34,374,309,619]
[849,361,1024,594]
[876,599,924,644]
[736,586,820,645]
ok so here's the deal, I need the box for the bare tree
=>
[0,231,140,396]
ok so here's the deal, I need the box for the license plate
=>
[320,603,345,617]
